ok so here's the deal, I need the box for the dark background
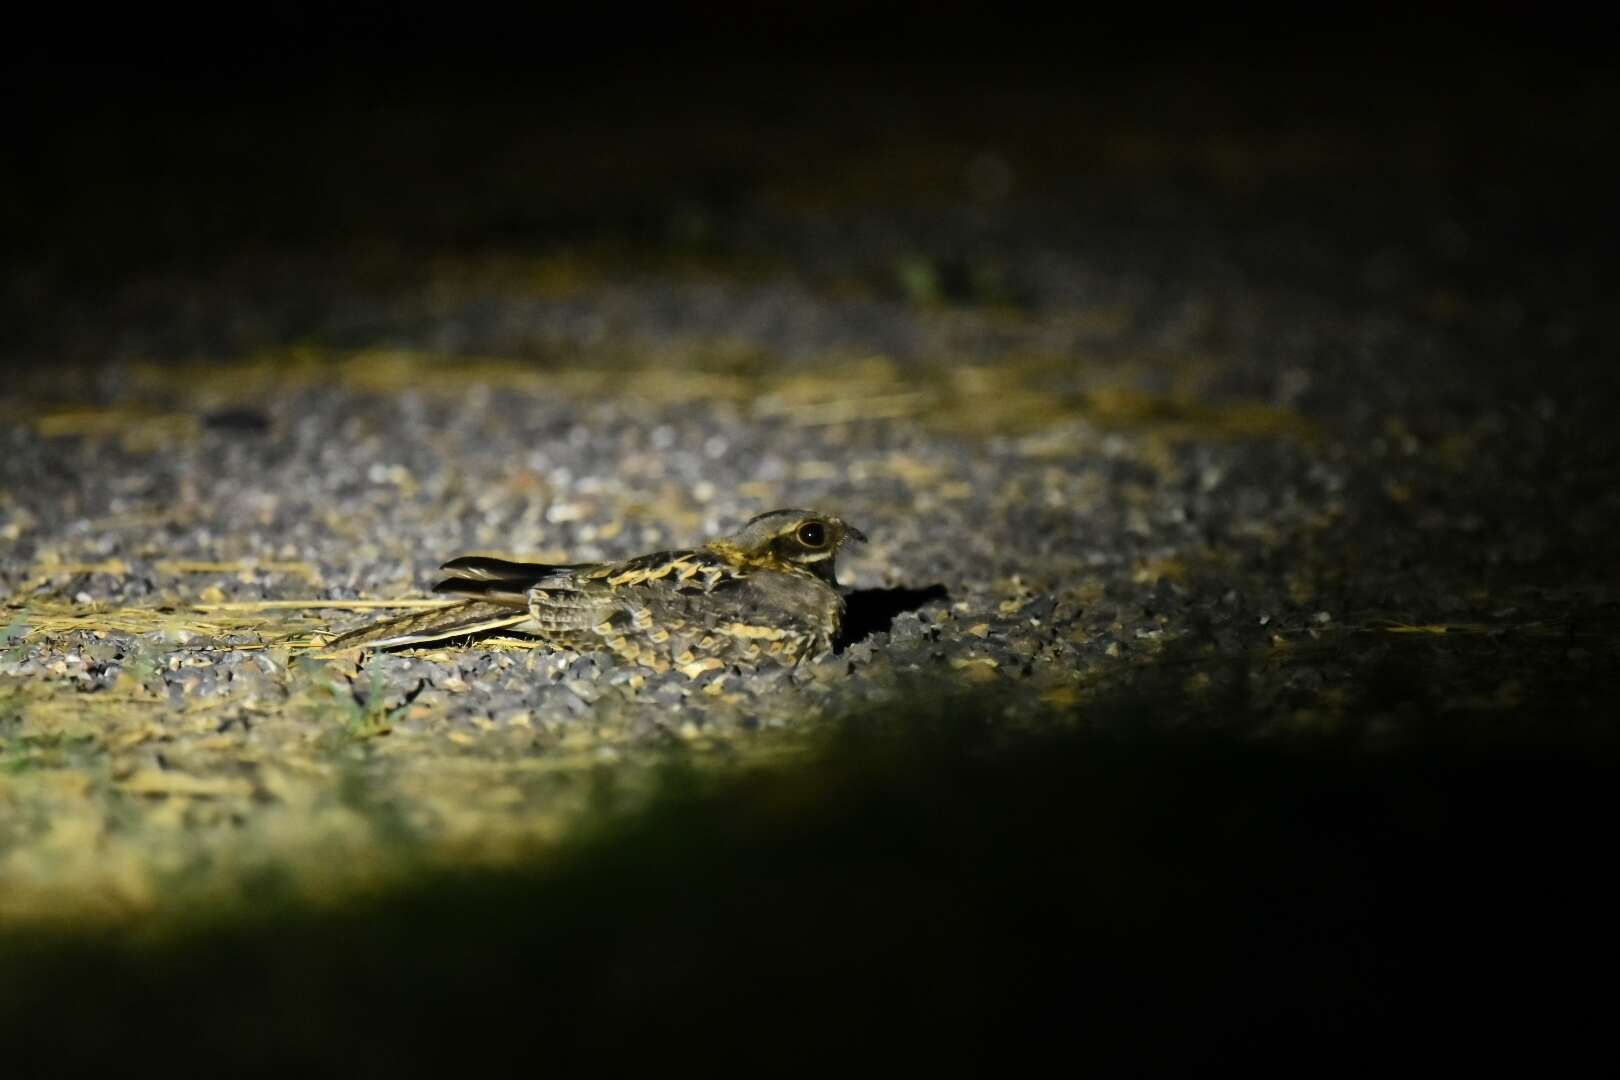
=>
[7,5,1617,290]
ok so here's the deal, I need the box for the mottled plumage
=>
[323,509,866,669]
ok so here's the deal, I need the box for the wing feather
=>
[323,600,532,651]
[438,555,593,581]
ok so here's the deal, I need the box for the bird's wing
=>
[434,556,592,597]
[579,549,737,591]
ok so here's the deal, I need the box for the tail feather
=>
[323,599,531,651]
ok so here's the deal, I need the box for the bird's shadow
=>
[839,584,951,648]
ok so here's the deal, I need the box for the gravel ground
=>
[3,58,1618,920]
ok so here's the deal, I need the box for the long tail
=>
[322,599,532,651]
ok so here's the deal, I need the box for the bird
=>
[322,509,866,670]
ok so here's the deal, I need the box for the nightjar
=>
[324,509,866,669]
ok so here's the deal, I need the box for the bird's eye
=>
[796,521,828,548]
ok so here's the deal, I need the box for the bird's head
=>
[709,508,867,584]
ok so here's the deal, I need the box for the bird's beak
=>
[842,523,868,544]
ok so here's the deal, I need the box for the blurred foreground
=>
[5,681,1614,1071]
